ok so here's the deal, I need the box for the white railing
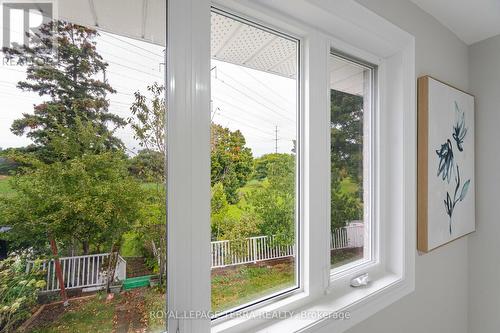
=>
[211,235,294,268]
[26,225,364,289]
[212,224,364,268]
[26,253,127,292]
[330,224,364,250]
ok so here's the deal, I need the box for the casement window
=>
[329,52,375,275]
[209,8,300,317]
[0,0,414,332]
[168,0,415,332]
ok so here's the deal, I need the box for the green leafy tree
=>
[128,82,167,283]
[330,179,362,230]
[330,90,363,183]
[211,124,253,204]
[2,21,125,162]
[128,149,164,181]
[246,154,295,244]
[0,121,144,255]
[330,90,364,230]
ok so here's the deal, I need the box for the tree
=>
[245,154,295,245]
[128,82,167,284]
[0,121,144,255]
[211,124,253,204]
[330,90,363,184]
[330,178,362,230]
[129,149,164,181]
[129,82,166,173]
[2,21,125,162]
[330,89,364,229]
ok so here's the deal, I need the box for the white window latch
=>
[350,273,370,287]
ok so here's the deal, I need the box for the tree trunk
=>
[106,242,120,293]
[49,235,68,306]
[82,241,89,255]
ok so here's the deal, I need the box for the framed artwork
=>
[417,76,475,252]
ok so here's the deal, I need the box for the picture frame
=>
[417,76,475,252]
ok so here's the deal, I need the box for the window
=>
[156,0,416,332]
[210,9,299,317]
[0,1,167,332]
[330,53,375,272]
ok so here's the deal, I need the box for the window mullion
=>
[303,32,331,296]
[167,0,211,332]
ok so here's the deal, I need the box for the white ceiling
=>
[410,0,500,45]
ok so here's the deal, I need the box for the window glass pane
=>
[330,54,372,270]
[0,1,166,331]
[210,11,298,315]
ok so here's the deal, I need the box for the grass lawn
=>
[0,176,14,197]
[331,249,363,269]
[28,288,165,333]
[29,293,118,333]
[211,262,295,313]
[24,263,294,332]
[143,287,166,332]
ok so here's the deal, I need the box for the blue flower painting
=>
[436,102,471,234]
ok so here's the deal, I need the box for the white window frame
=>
[167,0,416,332]
[208,7,303,321]
[328,51,377,278]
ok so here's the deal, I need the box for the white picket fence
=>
[27,224,364,291]
[26,253,126,292]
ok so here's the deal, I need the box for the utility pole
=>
[275,125,278,153]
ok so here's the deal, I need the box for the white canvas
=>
[427,78,475,250]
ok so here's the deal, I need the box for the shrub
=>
[0,251,46,333]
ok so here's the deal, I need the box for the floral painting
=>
[418,76,475,252]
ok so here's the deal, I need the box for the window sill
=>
[211,270,414,333]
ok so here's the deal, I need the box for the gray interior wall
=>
[468,34,500,333]
[345,1,470,332]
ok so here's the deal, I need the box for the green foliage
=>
[330,90,363,184]
[0,178,14,197]
[120,232,145,257]
[129,83,166,149]
[253,153,291,181]
[245,154,295,245]
[211,124,253,204]
[330,89,364,230]
[0,128,145,254]
[129,149,164,181]
[128,82,167,282]
[331,178,362,230]
[2,21,125,162]
[0,251,46,333]
[211,182,228,215]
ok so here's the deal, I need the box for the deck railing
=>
[27,224,364,290]
[26,253,126,292]
[212,224,364,268]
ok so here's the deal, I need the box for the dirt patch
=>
[25,295,96,331]
[211,257,294,276]
[0,175,8,180]
[113,289,148,333]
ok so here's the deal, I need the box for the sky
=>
[0,29,297,158]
